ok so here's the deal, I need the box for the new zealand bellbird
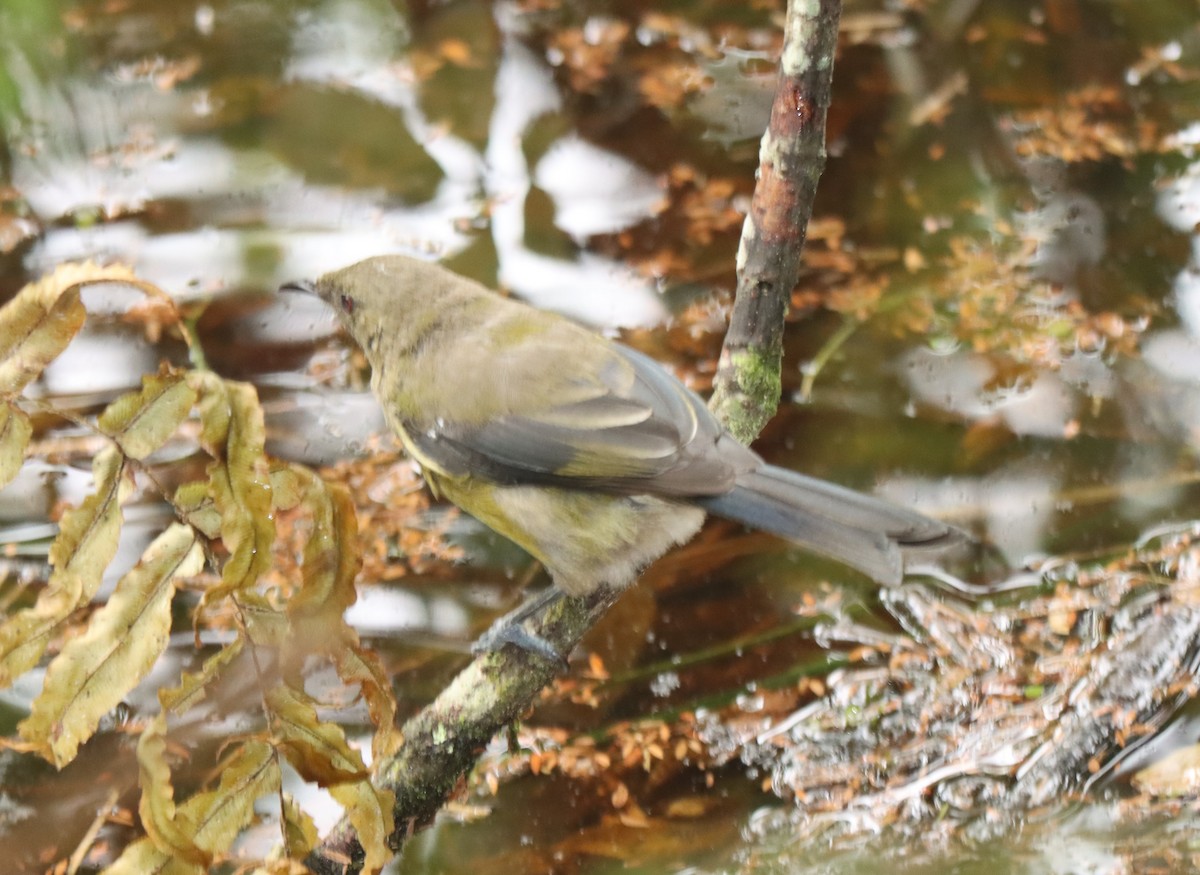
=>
[286,255,957,602]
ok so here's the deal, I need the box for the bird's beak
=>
[278,279,318,296]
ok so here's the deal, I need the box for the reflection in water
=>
[7,0,675,328]
[284,2,671,326]
[902,347,1077,437]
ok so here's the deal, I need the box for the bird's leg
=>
[472,586,569,667]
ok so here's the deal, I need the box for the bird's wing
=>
[402,344,758,496]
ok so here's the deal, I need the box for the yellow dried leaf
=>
[10,261,138,309]
[101,838,205,875]
[193,377,275,601]
[0,261,140,396]
[330,777,395,874]
[49,445,129,592]
[19,524,203,766]
[267,683,369,785]
[0,573,84,693]
[0,401,32,489]
[332,634,401,761]
[236,590,290,648]
[286,468,361,630]
[158,637,245,714]
[0,446,129,688]
[273,464,397,755]
[281,792,319,858]
[0,285,85,397]
[172,480,221,540]
[98,368,197,460]
[104,738,278,875]
[269,463,306,512]
[191,370,230,454]
[135,714,210,865]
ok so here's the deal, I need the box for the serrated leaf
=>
[0,401,31,488]
[19,523,203,766]
[270,681,394,873]
[333,635,401,761]
[330,777,395,875]
[172,480,221,540]
[0,573,84,693]
[190,370,230,456]
[98,368,197,460]
[266,683,368,785]
[135,713,210,865]
[236,590,290,648]
[158,637,245,714]
[281,792,319,858]
[277,466,400,760]
[286,468,361,630]
[49,445,129,592]
[193,377,275,602]
[0,261,136,396]
[0,285,85,397]
[269,463,305,512]
[101,838,204,875]
[0,446,129,688]
[104,738,278,875]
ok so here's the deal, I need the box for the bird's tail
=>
[696,465,959,585]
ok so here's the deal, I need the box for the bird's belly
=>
[428,473,705,597]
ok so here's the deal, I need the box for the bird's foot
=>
[471,587,569,669]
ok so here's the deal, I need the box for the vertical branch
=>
[709,0,842,443]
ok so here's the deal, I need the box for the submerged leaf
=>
[1133,743,1200,797]
[20,523,203,766]
[0,446,130,688]
[0,401,32,489]
[99,367,197,460]
[105,737,278,875]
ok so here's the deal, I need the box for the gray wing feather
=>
[405,342,755,494]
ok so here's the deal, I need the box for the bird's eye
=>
[339,294,355,315]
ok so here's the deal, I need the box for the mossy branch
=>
[709,0,842,443]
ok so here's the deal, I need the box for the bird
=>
[283,255,959,655]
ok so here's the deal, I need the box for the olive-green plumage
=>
[298,255,957,597]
